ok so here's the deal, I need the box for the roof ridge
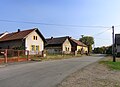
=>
[70,38,87,47]
[46,36,69,40]
[9,28,36,34]
[0,28,37,42]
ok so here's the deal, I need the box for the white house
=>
[0,28,46,55]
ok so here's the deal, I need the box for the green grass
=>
[30,54,82,61]
[99,60,120,70]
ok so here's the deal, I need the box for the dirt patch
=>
[58,58,120,87]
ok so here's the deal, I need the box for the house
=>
[0,28,46,55]
[69,38,88,54]
[115,34,120,53]
[45,36,72,54]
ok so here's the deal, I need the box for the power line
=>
[0,19,112,41]
[92,28,111,36]
[115,25,120,27]
[0,19,110,28]
[94,37,110,41]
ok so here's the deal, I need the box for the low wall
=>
[0,58,28,64]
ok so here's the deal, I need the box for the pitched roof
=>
[46,36,69,46]
[0,28,46,42]
[0,33,4,37]
[70,38,87,47]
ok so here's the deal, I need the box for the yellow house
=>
[70,38,88,54]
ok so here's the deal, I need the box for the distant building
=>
[69,38,88,54]
[45,36,72,54]
[0,28,46,55]
[115,34,120,52]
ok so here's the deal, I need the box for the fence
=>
[0,49,29,63]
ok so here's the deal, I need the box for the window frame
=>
[31,45,35,51]
[36,45,39,51]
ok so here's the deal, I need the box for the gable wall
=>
[25,30,44,52]
[62,38,71,53]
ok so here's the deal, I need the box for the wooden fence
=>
[0,49,30,63]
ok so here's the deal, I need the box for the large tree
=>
[79,36,94,55]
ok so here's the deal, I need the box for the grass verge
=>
[30,54,82,61]
[99,60,120,70]
[99,56,120,70]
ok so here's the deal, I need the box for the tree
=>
[106,46,112,54]
[93,47,106,54]
[79,36,94,55]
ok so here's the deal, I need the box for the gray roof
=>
[45,36,69,46]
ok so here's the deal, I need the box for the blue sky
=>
[0,0,120,47]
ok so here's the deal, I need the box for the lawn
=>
[99,57,120,70]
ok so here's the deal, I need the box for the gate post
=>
[27,51,29,61]
[4,49,8,63]
[18,50,20,62]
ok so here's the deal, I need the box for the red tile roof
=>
[0,29,35,42]
[70,39,87,47]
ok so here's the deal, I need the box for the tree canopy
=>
[79,36,94,54]
[79,36,94,46]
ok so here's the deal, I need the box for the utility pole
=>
[81,35,84,55]
[112,26,116,62]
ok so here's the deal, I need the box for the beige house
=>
[45,36,71,54]
[70,38,88,54]
[0,28,46,55]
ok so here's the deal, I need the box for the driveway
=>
[0,55,104,87]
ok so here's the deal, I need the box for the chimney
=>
[51,37,53,39]
[18,29,20,32]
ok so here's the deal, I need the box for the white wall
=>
[62,38,71,53]
[25,30,44,52]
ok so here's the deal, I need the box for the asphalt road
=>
[0,55,104,87]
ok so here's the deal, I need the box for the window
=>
[31,45,35,51]
[33,36,37,40]
[68,47,69,51]
[54,49,57,52]
[65,47,67,51]
[36,36,37,40]
[36,45,39,51]
[33,36,36,40]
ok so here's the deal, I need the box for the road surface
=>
[0,55,104,87]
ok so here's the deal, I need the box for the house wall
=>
[117,45,120,52]
[77,46,88,53]
[46,46,62,54]
[71,46,77,52]
[77,46,82,51]
[62,38,71,54]
[83,46,88,53]
[25,30,44,54]
[0,40,24,49]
